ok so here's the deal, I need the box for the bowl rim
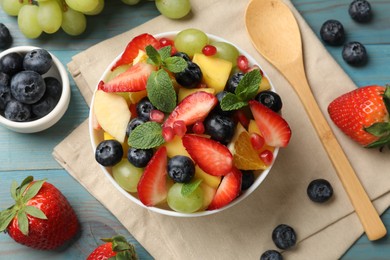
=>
[0,46,71,133]
[89,31,280,217]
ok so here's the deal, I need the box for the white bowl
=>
[0,46,70,133]
[89,32,279,217]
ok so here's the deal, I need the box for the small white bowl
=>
[89,32,279,217]
[0,46,70,133]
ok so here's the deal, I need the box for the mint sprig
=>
[147,70,177,113]
[146,45,187,73]
[128,121,165,149]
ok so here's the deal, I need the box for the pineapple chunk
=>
[258,76,271,93]
[178,88,215,102]
[163,135,190,158]
[129,90,147,104]
[194,165,221,189]
[103,132,129,155]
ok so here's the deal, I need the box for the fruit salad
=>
[90,29,292,215]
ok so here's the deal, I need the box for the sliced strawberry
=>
[163,91,218,128]
[249,100,291,147]
[101,63,156,93]
[137,147,168,206]
[182,134,233,176]
[207,167,242,210]
[111,33,160,70]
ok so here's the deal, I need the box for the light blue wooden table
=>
[0,1,389,259]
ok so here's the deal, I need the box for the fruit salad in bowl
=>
[89,29,292,217]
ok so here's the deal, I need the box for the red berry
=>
[159,37,174,47]
[192,121,205,134]
[250,133,265,150]
[162,126,174,142]
[173,120,187,137]
[259,150,273,166]
[202,45,217,56]
[237,55,249,72]
[234,110,249,128]
[150,109,165,123]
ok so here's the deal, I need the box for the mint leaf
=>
[147,69,177,113]
[164,56,188,73]
[158,46,172,60]
[128,121,165,149]
[181,179,203,197]
[235,69,261,101]
[220,92,248,111]
[145,45,162,66]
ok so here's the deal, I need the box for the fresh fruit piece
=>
[23,48,52,75]
[136,97,155,120]
[0,23,12,49]
[61,8,87,36]
[137,147,168,206]
[0,176,79,250]
[11,71,45,104]
[87,235,137,260]
[320,20,345,46]
[259,150,274,166]
[174,61,202,88]
[167,182,204,213]
[212,41,239,66]
[103,131,128,154]
[150,109,165,123]
[93,90,131,143]
[105,64,131,82]
[162,135,190,158]
[178,87,215,102]
[349,0,372,23]
[237,55,249,72]
[258,76,271,93]
[173,120,187,137]
[192,53,232,93]
[167,155,195,183]
[249,100,291,147]
[129,90,147,104]
[272,224,297,250]
[111,33,160,70]
[174,28,209,57]
[207,167,242,210]
[202,45,217,56]
[194,165,221,189]
[248,119,275,152]
[241,170,255,191]
[101,63,156,93]
[255,90,283,113]
[250,133,265,150]
[126,117,146,136]
[155,0,191,19]
[192,120,205,135]
[4,100,32,122]
[327,85,390,147]
[182,134,233,176]
[163,91,218,128]
[199,183,217,210]
[204,113,236,144]
[95,139,124,167]
[127,147,154,168]
[342,41,368,66]
[112,158,143,193]
[307,179,334,203]
[260,250,283,260]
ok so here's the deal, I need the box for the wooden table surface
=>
[0,1,389,259]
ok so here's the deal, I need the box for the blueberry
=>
[319,20,345,46]
[342,41,368,66]
[167,155,195,183]
[212,91,233,117]
[307,179,333,203]
[225,72,244,93]
[175,61,202,88]
[204,113,235,144]
[136,97,155,120]
[23,49,53,75]
[126,117,146,136]
[272,224,297,250]
[4,99,31,122]
[0,84,11,110]
[127,147,154,168]
[0,72,10,86]
[0,23,12,50]
[349,0,373,23]
[260,250,283,260]
[95,139,123,167]
[10,71,46,104]
[173,51,190,61]
[31,96,57,118]
[0,52,23,76]
[44,77,62,102]
[255,91,283,112]
[241,170,255,191]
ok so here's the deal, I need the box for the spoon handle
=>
[286,65,387,241]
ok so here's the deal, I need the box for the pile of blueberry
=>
[0,48,62,122]
[320,0,373,66]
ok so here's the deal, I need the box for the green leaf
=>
[10,180,18,201]
[365,134,390,148]
[220,92,248,111]
[158,46,172,61]
[235,69,261,101]
[22,180,45,203]
[364,122,390,136]
[24,205,47,220]
[145,45,161,66]
[146,69,177,113]
[19,176,34,198]
[17,210,29,235]
[163,56,188,73]
[128,121,165,149]
[0,209,15,232]
[181,179,203,197]
[383,85,390,115]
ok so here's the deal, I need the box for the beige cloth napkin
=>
[53,0,390,259]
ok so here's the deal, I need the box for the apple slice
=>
[93,90,131,143]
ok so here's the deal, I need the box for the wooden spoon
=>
[245,0,386,241]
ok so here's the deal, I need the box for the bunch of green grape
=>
[0,0,191,39]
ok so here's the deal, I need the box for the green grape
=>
[1,0,28,16]
[105,64,130,82]
[84,0,104,15]
[212,41,240,67]
[167,183,204,213]
[18,5,42,39]
[121,0,141,5]
[65,0,99,13]
[174,28,209,57]
[155,0,191,19]
[61,7,87,36]
[37,0,63,34]
[112,159,143,193]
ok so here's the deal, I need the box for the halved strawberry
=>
[207,167,242,210]
[137,147,168,206]
[182,134,233,176]
[163,91,218,128]
[249,100,291,147]
[101,63,156,93]
[111,33,160,70]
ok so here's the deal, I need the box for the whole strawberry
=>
[87,235,138,260]
[0,176,79,250]
[328,85,390,148]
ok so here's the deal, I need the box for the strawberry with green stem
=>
[87,235,138,260]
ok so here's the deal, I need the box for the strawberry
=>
[328,85,390,148]
[100,62,156,93]
[163,91,218,128]
[182,134,233,176]
[87,235,138,260]
[111,33,160,70]
[137,147,168,206]
[249,100,292,147]
[207,167,242,210]
[0,176,79,250]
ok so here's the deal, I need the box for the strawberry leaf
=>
[17,210,29,235]
[10,180,18,201]
[146,69,177,113]
[22,180,45,203]
[181,179,202,197]
[128,121,165,149]
[24,205,47,220]
[365,134,390,148]
[0,209,15,232]
[383,85,390,115]
[365,122,390,136]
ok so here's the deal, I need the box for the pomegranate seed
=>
[234,110,249,128]
[150,109,165,123]
[162,126,174,142]
[173,120,187,137]
[237,55,249,72]
[259,150,273,166]
[250,133,265,150]
[202,45,217,56]
[159,37,174,47]
[192,121,205,134]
